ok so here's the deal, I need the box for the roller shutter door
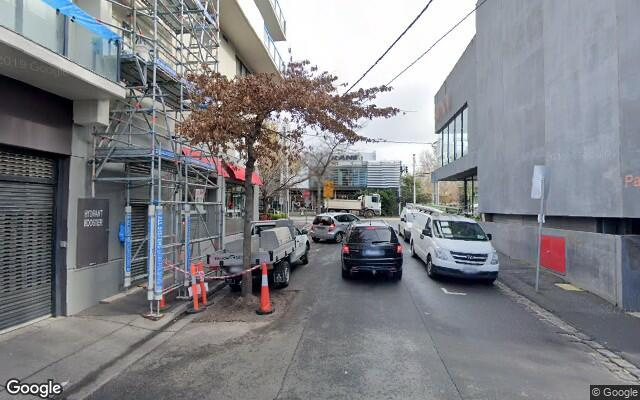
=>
[0,148,56,331]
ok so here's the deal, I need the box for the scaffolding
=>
[92,0,223,318]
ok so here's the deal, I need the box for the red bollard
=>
[198,262,207,306]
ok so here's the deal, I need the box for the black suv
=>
[341,221,403,281]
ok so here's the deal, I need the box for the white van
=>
[398,208,420,243]
[409,213,499,283]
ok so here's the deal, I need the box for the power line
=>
[345,0,435,94]
[386,0,488,86]
[301,132,436,145]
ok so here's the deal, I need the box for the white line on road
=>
[441,287,467,296]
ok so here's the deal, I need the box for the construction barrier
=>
[256,262,274,315]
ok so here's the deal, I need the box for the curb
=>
[62,281,227,399]
[496,280,640,382]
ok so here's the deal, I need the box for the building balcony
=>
[254,0,286,41]
[220,0,286,75]
[0,0,124,100]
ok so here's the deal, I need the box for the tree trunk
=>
[242,140,256,297]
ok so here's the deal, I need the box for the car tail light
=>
[342,245,350,254]
[396,244,403,254]
[328,224,336,232]
[366,226,377,230]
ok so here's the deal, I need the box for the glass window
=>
[0,0,17,30]
[312,216,333,226]
[462,107,469,156]
[434,220,487,241]
[448,124,454,164]
[455,113,463,159]
[347,227,397,244]
[443,126,448,165]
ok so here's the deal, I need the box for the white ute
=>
[213,219,310,290]
[409,213,499,284]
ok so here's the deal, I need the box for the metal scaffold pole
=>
[91,0,221,317]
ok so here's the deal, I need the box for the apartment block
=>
[0,0,288,330]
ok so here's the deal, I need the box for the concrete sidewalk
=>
[0,284,221,400]
[498,254,640,369]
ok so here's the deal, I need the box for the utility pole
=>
[412,153,416,204]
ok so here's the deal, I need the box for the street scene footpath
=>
[0,282,224,400]
[498,254,640,373]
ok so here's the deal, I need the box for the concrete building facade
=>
[0,0,287,330]
[432,0,640,310]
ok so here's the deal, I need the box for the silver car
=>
[310,213,360,243]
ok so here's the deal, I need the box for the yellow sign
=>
[323,180,334,199]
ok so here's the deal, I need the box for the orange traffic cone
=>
[256,262,274,315]
[198,262,207,306]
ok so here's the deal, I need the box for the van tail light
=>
[396,244,403,254]
[342,245,350,254]
[328,224,336,232]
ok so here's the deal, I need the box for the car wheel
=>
[410,241,417,258]
[426,255,437,279]
[229,283,241,292]
[275,260,291,289]
[312,237,320,243]
[301,245,310,265]
[392,270,402,281]
[483,278,496,285]
[403,230,409,243]
[364,210,374,219]
[341,267,350,280]
[334,232,344,243]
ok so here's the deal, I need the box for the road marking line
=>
[555,283,583,291]
[441,287,467,296]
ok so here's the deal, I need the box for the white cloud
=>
[278,0,477,166]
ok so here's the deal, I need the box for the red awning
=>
[225,162,263,185]
[182,148,230,178]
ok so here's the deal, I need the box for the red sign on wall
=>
[540,235,566,274]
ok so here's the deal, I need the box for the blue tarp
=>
[41,0,121,42]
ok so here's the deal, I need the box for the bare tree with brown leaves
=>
[180,61,399,296]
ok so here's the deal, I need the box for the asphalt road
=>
[88,238,626,400]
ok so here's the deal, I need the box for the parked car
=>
[409,213,499,284]
[213,219,310,291]
[398,208,421,243]
[341,220,403,280]
[310,213,360,243]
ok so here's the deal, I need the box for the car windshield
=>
[348,227,397,244]
[312,216,333,226]
[434,220,487,241]
[254,225,275,235]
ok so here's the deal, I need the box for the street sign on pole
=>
[323,180,334,199]
[531,165,547,292]
[412,154,416,204]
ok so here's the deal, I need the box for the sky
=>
[277,0,477,168]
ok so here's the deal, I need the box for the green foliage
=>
[378,189,398,217]
[400,174,431,206]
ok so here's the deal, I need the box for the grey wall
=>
[475,0,546,216]
[434,38,476,142]
[482,221,625,307]
[0,76,72,155]
[437,0,640,219]
[616,0,640,217]
[65,123,125,314]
